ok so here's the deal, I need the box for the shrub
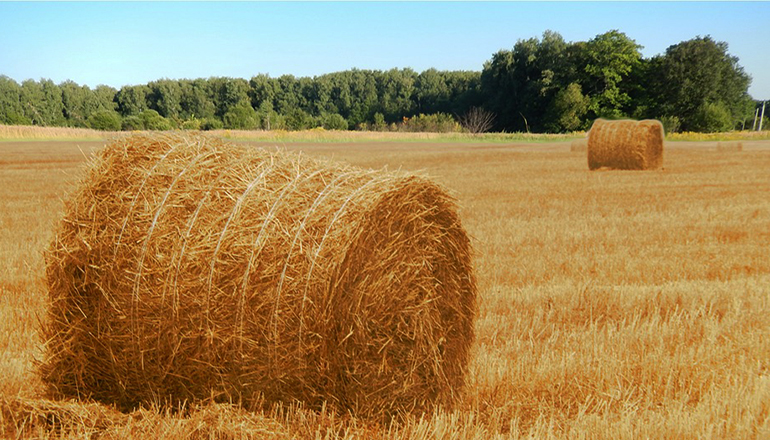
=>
[372,112,387,131]
[690,102,733,133]
[121,115,144,131]
[87,110,122,131]
[139,110,172,131]
[402,113,461,133]
[659,115,681,134]
[223,103,258,130]
[181,119,202,130]
[284,108,316,131]
[319,113,349,130]
[200,118,224,131]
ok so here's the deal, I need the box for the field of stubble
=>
[1,137,769,439]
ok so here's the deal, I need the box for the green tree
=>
[318,112,348,130]
[255,100,278,130]
[20,79,64,126]
[579,30,642,119]
[201,118,224,131]
[0,76,30,125]
[139,109,172,130]
[179,79,216,120]
[223,102,258,129]
[121,115,144,131]
[116,85,149,116]
[88,109,122,131]
[93,85,118,112]
[376,68,417,121]
[481,31,569,132]
[147,79,182,119]
[690,101,734,132]
[545,82,590,132]
[60,80,106,127]
[647,36,752,132]
[372,112,386,131]
[249,74,278,111]
[211,77,251,117]
[284,108,316,130]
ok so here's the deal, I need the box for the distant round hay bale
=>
[42,132,476,420]
[716,141,743,152]
[587,119,664,170]
[570,138,587,152]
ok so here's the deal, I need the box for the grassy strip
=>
[2,124,769,143]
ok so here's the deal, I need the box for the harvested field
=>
[2,137,770,439]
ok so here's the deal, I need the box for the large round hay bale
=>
[41,132,476,419]
[587,119,664,170]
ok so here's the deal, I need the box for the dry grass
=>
[0,124,120,141]
[716,141,743,152]
[569,138,587,152]
[2,137,770,438]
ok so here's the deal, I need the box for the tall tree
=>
[60,80,99,126]
[147,79,182,119]
[20,79,64,126]
[647,36,752,131]
[179,79,216,120]
[0,76,30,125]
[116,85,149,116]
[578,30,642,119]
[481,30,569,132]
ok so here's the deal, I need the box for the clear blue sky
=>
[1,1,768,100]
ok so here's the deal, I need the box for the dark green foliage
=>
[223,102,258,129]
[372,112,387,131]
[88,110,122,131]
[319,112,348,130]
[643,36,753,131]
[200,117,224,131]
[139,110,172,131]
[581,30,642,119]
[659,115,681,134]
[19,79,64,126]
[545,82,590,132]
[0,76,29,125]
[0,32,756,133]
[402,113,460,133]
[690,102,735,133]
[284,108,317,130]
[121,115,144,131]
[116,85,149,116]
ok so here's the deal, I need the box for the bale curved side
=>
[41,132,476,420]
[587,119,664,170]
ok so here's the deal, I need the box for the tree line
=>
[0,31,762,133]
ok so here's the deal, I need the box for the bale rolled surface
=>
[587,119,664,170]
[42,132,476,419]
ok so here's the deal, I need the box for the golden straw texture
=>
[42,132,476,420]
[587,119,664,170]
